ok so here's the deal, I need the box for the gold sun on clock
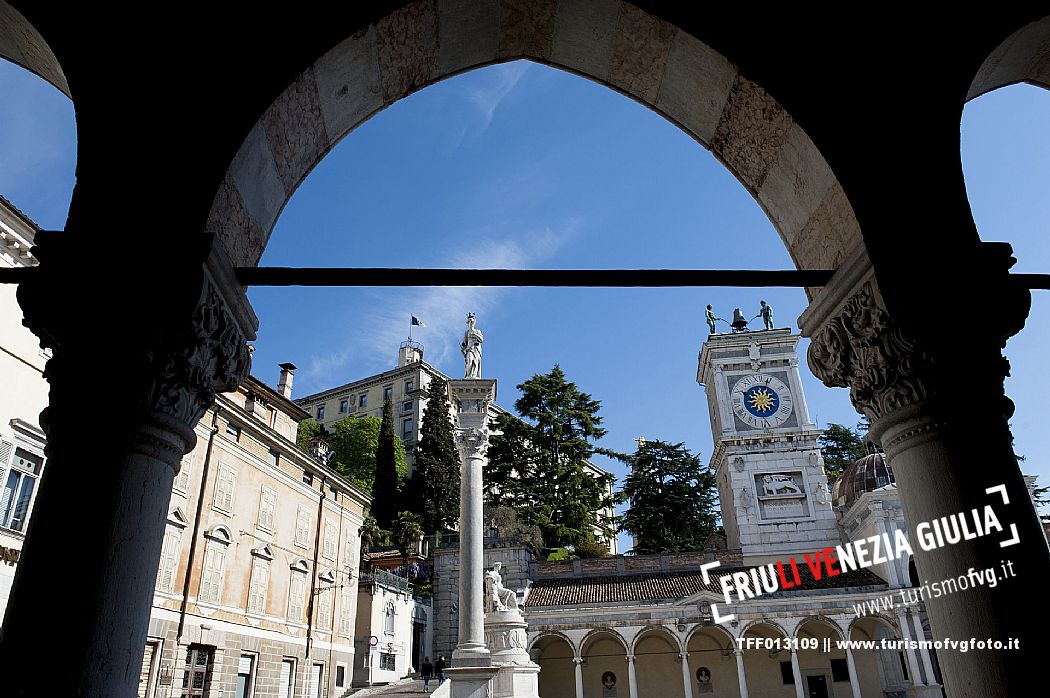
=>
[730,373,794,429]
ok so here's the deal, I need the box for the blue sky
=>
[2,58,1048,552]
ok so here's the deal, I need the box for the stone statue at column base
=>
[484,564,539,698]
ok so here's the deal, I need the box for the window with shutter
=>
[323,520,337,560]
[258,487,277,532]
[316,587,332,628]
[288,570,306,622]
[339,590,353,636]
[212,464,236,512]
[247,557,270,614]
[295,506,311,548]
[199,542,227,604]
[156,528,181,593]
[175,452,192,493]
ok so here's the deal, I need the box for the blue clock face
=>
[742,385,779,417]
[730,374,794,429]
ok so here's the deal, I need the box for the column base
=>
[908,685,943,698]
[453,644,492,667]
[446,666,501,698]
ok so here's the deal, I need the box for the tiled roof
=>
[525,566,886,607]
[0,193,42,231]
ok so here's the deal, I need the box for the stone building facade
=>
[141,372,371,698]
[0,195,46,624]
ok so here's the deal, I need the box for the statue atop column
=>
[461,312,484,379]
[705,305,718,335]
[760,300,774,330]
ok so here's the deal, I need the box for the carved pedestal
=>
[485,610,540,698]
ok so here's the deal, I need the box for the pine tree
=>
[371,397,402,529]
[411,377,461,533]
[819,422,867,483]
[485,365,614,550]
[615,440,718,554]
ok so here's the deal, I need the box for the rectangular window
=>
[309,663,324,698]
[288,570,307,622]
[402,418,413,441]
[345,534,357,568]
[212,464,236,512]
[780,661,795,685]
[316,588,332,628]
[139,639,160,698]
[199,542,227,605]
[380,653,396,671]
[225,422,240,440]
[303,471,314,486]
[323,520,338,560]
[258,487,277,532]
[247,557,270,614]
[402,401,412,414]
[339,398,349,413]
[156,528,182,593]
[831,658,850,682]
[336,664,346,688]
[235,654,256,698]
[339,589,354,636]
[295,506,312,548]
[383,386,393,401]
[317,405,325,420]
[183,645,214,697]
[358,394,367,408]
[404,379,414,393]
[175,452,192,493]
[0,448,42,532]
[279,659,296,698]
[267,448,280,467]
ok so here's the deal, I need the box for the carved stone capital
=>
[456,427,488,460]
[18,233,256,465]
[806,281,934,422]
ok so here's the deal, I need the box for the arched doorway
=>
[686,626,738,698]
[632,626,685,698]
[580,629,629,698]
[532,632,577,698]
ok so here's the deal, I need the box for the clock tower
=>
[697,325,839,564]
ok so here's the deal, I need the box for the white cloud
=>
[463,61,531,133]
[305,218,583,380]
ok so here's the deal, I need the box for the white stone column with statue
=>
[484,562,540,697]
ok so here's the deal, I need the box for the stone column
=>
[679,653,695,698]
[896,610,925,687]
[800,243,1049,697]
[573,657,585,698]
[844,647,862,698]
[733,649,749,698]
[626,654,639,698]
[789,649,805,698]
[872,508,900,586]
[0,234,255,697]
[450,379,496,669]
[910,610,938,687]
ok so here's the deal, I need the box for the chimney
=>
[277,362,297,399]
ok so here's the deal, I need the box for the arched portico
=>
[532,632,577,698]
[1,4,1048,697]
[632,626,686,698]
[580,628,629,698]
[686,625,738,698]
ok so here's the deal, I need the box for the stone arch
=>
[206,0,861,284]
[686,626,737,698]
[580,629,629,698]
[532,631,576,698]
[847,613,900,642]
[0,1,69,95]
[968,15,1050,100]
[686,623,734,650]
[632,625,685,698]
[793,615,845,641]
[739,618,789,640]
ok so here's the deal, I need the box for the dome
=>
[832,452,895,509]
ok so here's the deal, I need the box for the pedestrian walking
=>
[435,655,447,686]
[421,656,434,693]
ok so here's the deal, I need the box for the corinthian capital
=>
[18,233,256,460]
[807,281,933,421]
[456,426,488,459]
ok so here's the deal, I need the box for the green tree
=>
[409,377,461,533]
[485,365,614,550]
[614,440,718,554]
[371,397,404,529]
[819,422,867,483]
[359,514,387,560]
[328,416,382,490]
[391,510,424,567]
[296,419,329,451]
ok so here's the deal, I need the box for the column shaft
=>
[627,655,638,698]
[911,611,937,685]
[455,447,486,658]
[680,653,694,698]
[734,650,749,698]
[897,611,925,686]
[789,649,805,698]
[845,648,862,698]
[574,658,584,698]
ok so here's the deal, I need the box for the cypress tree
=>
[412,377,461,533]
[372,396,400,529]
